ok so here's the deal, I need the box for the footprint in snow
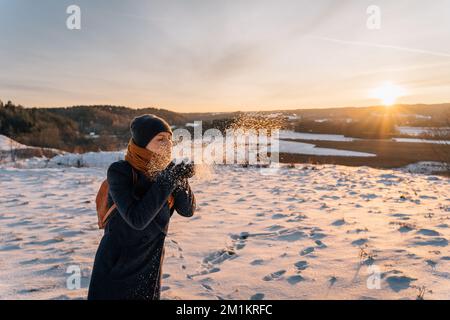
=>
[314,240,327,248]
[272,213,288,219]
[250,293,265,300]
[250,259,265,266]
[331,219,346,226]
[300,247,315,256]
[263,270,286,281]
[413,237,448,247]
[294,260,309,271]
[416,229,441,237]
[287,275,305,285]
[351,238,368,246]
[398,225,414,233]
[384,275,417,292]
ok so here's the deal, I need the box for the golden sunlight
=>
[370,82,406,106]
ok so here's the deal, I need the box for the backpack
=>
[96,167,138,229]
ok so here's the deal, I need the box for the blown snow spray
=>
[172,157,215,182]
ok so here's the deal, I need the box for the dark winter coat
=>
[88,160,196,300]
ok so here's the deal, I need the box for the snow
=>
[185,122,201,127]
[2,151,125,169]
[0,162,449,300]
[415,115,432,120]
[392,138,450,145]
[275,130,374,157]
[278,130,356,142]
[396,127,430,136]
[287,114,299,121]
[277,140,376,157]
[0,135,28,151]
[401,162,449,175]
[49,151,125,168]
[0,135,63,159]
[266,113,283,118]
[7,129,371,170]
[396,126,450,137]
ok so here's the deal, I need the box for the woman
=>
[88,114,196,300]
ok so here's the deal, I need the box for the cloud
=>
[309,35,450,58]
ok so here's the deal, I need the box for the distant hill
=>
[1,99,449,153]
[180,103,450,126]
[0,101,188,152]
[288,103,450,125]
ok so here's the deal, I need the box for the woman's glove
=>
[173,177,190,194]
[156,159,195,190]
[170,159,195,180]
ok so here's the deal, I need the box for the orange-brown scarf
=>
[125,139,174,209]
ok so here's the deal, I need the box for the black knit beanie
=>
[130,114,173,148]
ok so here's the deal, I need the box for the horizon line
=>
[7,101,450,114]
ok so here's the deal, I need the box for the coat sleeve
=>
[172,179,196,217]
[107,162,175,231]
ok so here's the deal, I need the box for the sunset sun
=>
[370,82,406,106]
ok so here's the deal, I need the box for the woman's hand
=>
[171,159,195,180]
[156,159,195,189]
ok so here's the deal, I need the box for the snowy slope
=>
[0,135,28,151]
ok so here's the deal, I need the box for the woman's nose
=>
[162,141,172,149]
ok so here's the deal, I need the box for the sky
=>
[1,0,450,113]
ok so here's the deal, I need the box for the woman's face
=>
[145,132,173,157]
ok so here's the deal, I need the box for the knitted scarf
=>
[125,139,174,209]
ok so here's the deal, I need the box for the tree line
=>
[0,100,188,153]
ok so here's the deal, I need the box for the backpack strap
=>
[102,203,117,226]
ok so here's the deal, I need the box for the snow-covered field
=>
[1,161,449,300]
[277,130,376,156]
[278,140,375,157]
[278,130,356,142]
[392,138,450,145]
[396,126,450,137]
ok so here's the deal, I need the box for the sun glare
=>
[370,82,406,106]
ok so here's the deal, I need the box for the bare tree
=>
[9,137,16,162]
